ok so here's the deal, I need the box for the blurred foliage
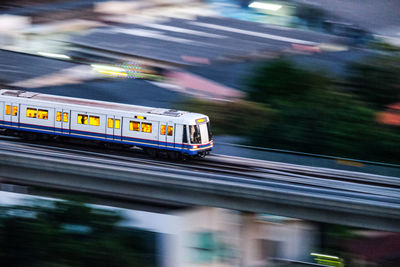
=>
[246,60,330,108]
[294,4,327,28]
[177,99,273,135]
[0,199,156,267]
[368,39,400,52]
[180,58,400,163]
[346,55,400,109]
[245,58,400,162]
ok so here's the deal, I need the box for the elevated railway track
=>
[0,136,399,232]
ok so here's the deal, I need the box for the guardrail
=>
[214,140,400,177]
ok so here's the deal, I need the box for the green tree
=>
[177,99,272,136]
[246,59,330,108]
[346,55,400,109]
[245,59,400,162]
[294,4,327,28]
[0,199,156,267]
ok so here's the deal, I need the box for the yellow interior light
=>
[135,116,145,120]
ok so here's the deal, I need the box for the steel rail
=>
[1,139,400,200]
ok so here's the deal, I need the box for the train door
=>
[166,122,175,149]
[11,103,19,125]
[106,115,122,141]
[158,123,166,148]
[55,109,70,134]
[4,102,19,127]
[4,102,11,126]
[0,102,3,124]
[55,109,62,134]
[62,110,70,134]
[114,116,122,141]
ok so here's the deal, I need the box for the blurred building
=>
[167,207,317,267]
[0,15,30,47]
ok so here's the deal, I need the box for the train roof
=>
[0,89,198,120]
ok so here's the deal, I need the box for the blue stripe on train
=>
[0,121,210,155]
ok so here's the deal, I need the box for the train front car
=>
[183,114,213,158]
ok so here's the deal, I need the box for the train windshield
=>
[207,122,213,141]
[189,125,201,144]
[189,122,212,144]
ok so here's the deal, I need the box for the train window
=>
[108,118,113,128]
[141,122,152,133]
[115,119,120,129]
[38,109,48,120]
[78,114,88,125]
[26,108,37,118]
[160,125,166,135]
[56,112,62,122]
[129,121,140,131]
[207,122,213,141]
[89,116,100,126]
[190,125,201,144]
[12,106,18,116]
[63,112,69,122]
[5,105,11,115]
[167,126,173,136]
[183,125,188,143]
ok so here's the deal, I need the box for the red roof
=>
[377,102,400,126]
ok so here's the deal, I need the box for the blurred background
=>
[1,0,400,266]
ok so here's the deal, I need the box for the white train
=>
[0,89,213,158]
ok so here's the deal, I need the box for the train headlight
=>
[193,145,198,149]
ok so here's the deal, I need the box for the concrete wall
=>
[169,207,318,267]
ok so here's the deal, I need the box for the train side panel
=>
[174,124,184,150]
[0,101,4,126]
[70,110,107,140]
[121,117,160,149]
[19,104,55,134]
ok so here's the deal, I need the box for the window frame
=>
[26,107,37,118]
[160,125,166,135]
[37,109,48,120]
[63,112,69,122]
[141,122,152,133]
[108,118,114,128]
[89,115,100,126]
[115,119,120,129]
[129,121,140,131]
[56,111,62,122]
[77,114,88,125]
[12,106,18,116]
[167,126,173,136]
[5,105,11,115]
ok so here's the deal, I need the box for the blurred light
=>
[91,64,125,73]
[98,70,128,77]
[292,43,321,53]
[181,55,210,64]
[311,253,340,260]
[38,52,70,59]
[249,2,282,11]
[318,43,348,52]
[91,64,128,77]
[311,253,343,267]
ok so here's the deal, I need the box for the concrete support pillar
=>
[169,207,317,267]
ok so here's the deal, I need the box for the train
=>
[0,89,213,159]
